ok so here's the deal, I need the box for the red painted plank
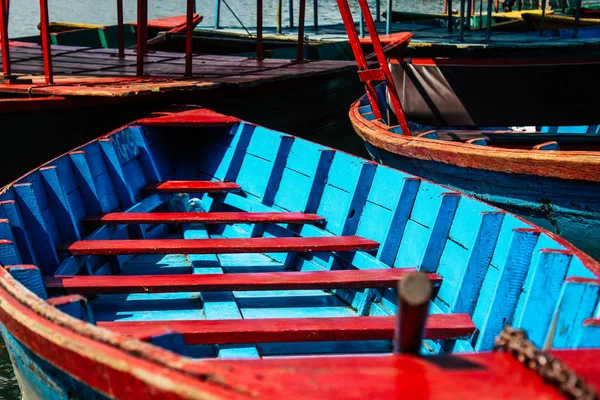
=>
[145,180,241,193]
[358,32,414,45]
[58,236,380,256]
[137,108,240,127]
[82,212,325,225]
[98,314,474,344]
[45,269,440,294]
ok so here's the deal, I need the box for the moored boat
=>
[0,106,599,398]
[341,2,600,259]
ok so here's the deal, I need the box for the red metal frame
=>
[136,0,148,76]
[335,0,410,135]
[256,0,263,60]
[185,0,194,76]
[39,0,53,84]
[117,0,125,58]
[0,0,10,77]
[297,0,306,61]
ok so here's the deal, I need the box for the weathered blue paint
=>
[0,112,598,396]
[365,142,600,260]
[0,327,109,400]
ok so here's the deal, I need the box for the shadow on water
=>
[0,339,19,400]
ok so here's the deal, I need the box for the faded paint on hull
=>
[365,142,600,260]
[0,327,108,400]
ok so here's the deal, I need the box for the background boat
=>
[340,0,600,260]
[0,106,598,398]
[522,10,600,29]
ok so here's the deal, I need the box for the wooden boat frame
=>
[0,106,598,398]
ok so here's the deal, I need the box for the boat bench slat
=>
[57,236,380,255]
[44,269,441,294]
[98,314,474,344]
[82,212,325,225]
[145,181,241,193]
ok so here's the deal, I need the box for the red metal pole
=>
[357,0,410,135]
[256,0,263,60]
[39,0,53,84]
[185,0,193,76]
[297,0,306,61]
[0,0,11,77]
[117,0,124,58]
[136,0,148,76]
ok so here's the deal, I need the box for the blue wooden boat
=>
[0,106,599,398]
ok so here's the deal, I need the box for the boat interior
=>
[0,107,598,361]
[357,84,600,152]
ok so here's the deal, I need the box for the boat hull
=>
[362,141,600,260]
[0,328,108,400]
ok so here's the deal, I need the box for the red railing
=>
[336,0,410,135]
[0,0,310,84]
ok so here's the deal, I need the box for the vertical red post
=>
[136,0,148,76]
[0,0,11,77]
[39,0,53,84]
[185,0,194,76]
[357,0,410,135]
[117,0,124,58]
[394,273,432,355]
[256,0,263,60]
[297,0,306,61]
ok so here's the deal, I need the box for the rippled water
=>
[8,0,444,37]
[0,0,448,398]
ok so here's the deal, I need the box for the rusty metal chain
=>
[493,326,597,400]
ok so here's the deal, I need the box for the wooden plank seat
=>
[145,180,241,193]
[98,313,475,344]
[82,212,325,225]
[57,236,380,256]
[44,269,441,294]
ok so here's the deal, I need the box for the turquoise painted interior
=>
[0,118,598,362]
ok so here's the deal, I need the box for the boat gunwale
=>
[349,96,600,183]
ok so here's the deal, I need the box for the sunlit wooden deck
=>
[0,41,356,98]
